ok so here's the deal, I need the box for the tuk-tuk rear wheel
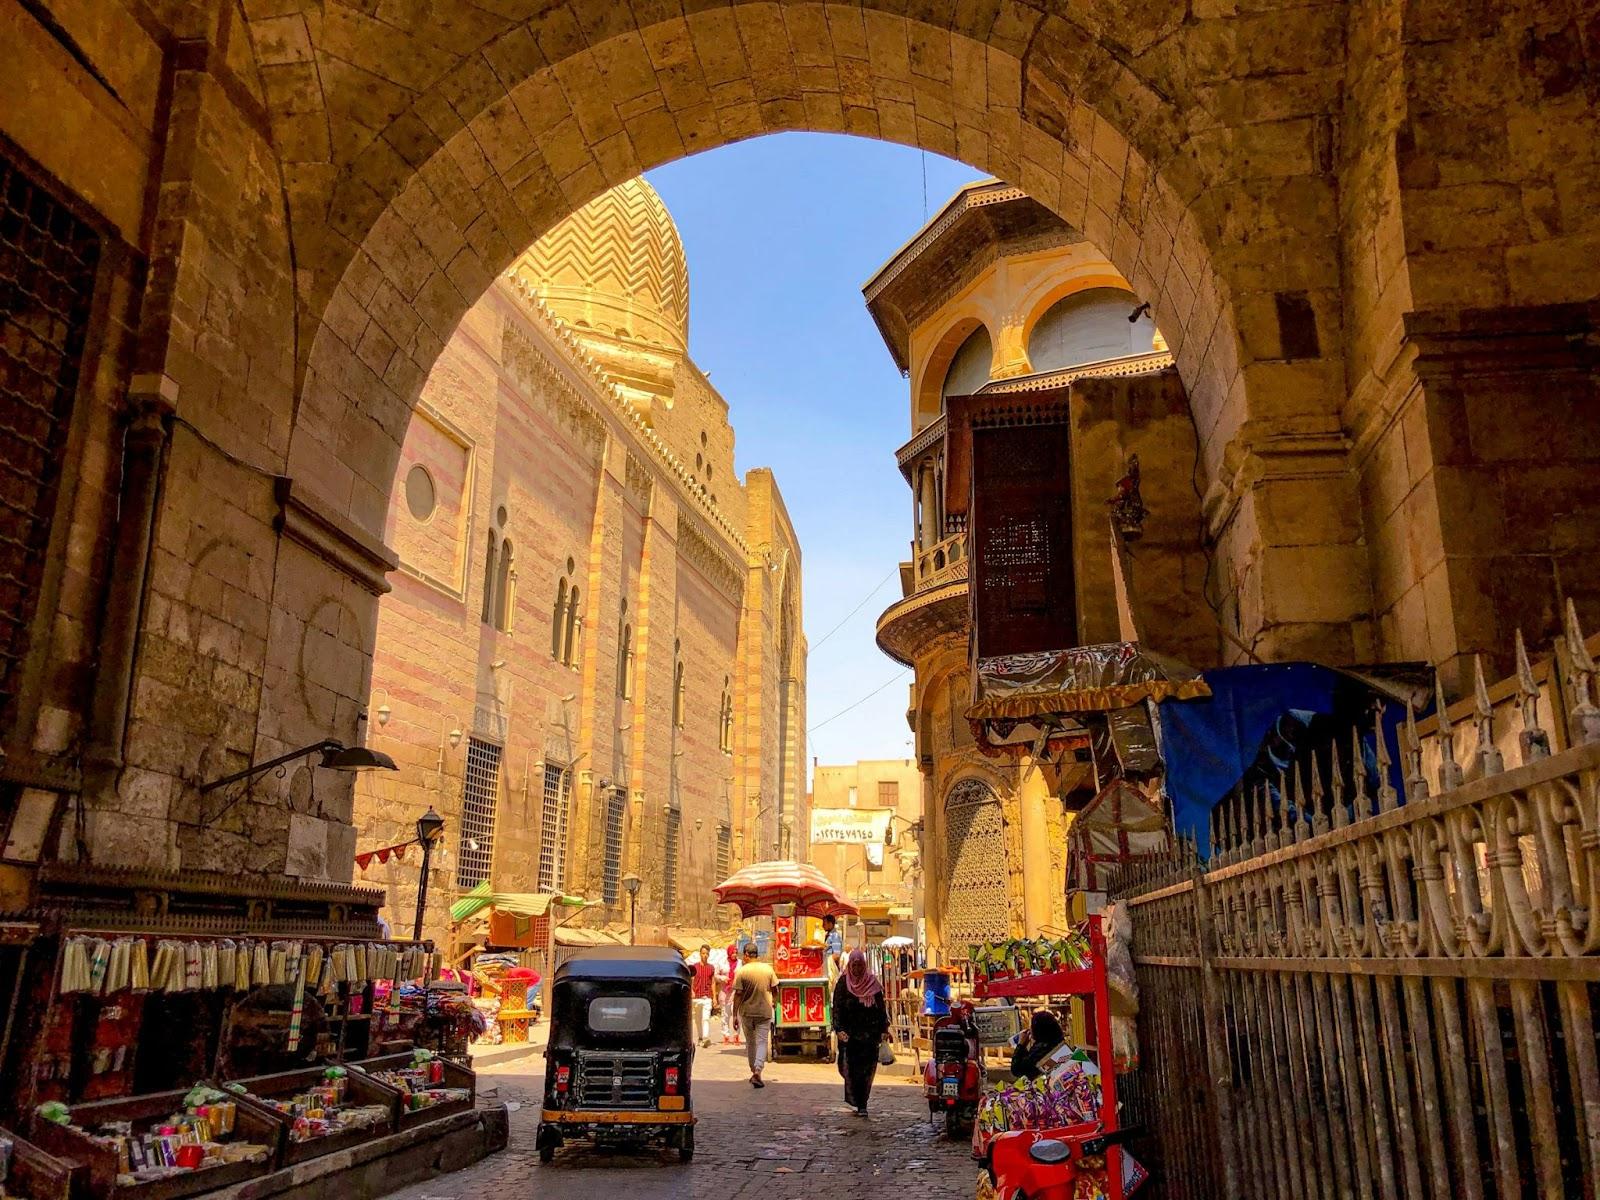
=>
[678,1126,695,1163]
[539,1145,555,1163]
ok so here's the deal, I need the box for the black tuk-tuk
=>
[536,946,696,1163]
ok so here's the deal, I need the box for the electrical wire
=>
[808,566,899,653]
[808,669,911,735]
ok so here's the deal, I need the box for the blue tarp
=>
[1156,664,1411,855]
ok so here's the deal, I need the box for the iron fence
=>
[1118,612,1600,1199]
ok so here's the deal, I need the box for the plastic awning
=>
[449,883,589,924]
[1157,663,1422,854]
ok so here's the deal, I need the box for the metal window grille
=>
[715,825,731,883]
[662,808,682,918]
[538,762,571,892]
[878,780,899,805]
[0,151,101,724]
[944,779,1009,947]
[602,791,626,904]
[455,738,501,889]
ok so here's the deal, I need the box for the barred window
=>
[716,824,731,883]
[602,790,626,904]
[662,807,682,918]
[538,761,572,891]
[455,738,501,889]
[0,151,101,726]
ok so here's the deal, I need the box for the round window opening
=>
[405,465,436,521]
[496,504,509,527]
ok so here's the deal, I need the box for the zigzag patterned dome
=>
[513,177,689,354]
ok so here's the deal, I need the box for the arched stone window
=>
[672,639,685,728]
[481,532,497,625]
[551,578,568,659]
[1027,287,1155,373]
[940,325,993,403]
[493,537,514,631]
[617,599,633,698]
[563,586,582,667]
[943,778,1010,947]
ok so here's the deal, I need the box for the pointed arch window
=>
[493,537,514,631]
[551,578,568,659]
[718,678,733,753]
[617,599,633,698]
[672,639,685,729]
[481,533,498,625]
[563,587,582,667]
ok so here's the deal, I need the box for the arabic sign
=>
[810,807,893,845]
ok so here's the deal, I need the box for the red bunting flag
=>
[355,839,415,872]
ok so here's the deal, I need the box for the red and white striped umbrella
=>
[713,860,859,918]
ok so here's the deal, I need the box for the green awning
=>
[449,884,588,924]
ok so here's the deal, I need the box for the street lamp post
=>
[622,873,642,944]
[413,807,447,941]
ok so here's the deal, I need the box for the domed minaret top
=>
[511,178,689,412]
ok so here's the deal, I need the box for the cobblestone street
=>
[392,1042,978,1200]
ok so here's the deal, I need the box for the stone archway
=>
[264,2,1351,541]
[18,0,1595,880]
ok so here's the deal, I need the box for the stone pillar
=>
[1018,761,1054,937]
[1374,304,1600,686]
[919,462,939,549]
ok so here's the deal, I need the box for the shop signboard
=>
[809,807,892,845]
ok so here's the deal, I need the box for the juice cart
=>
[971,916,1146,1200]
[711,862,856,1062]
[771,912,831,1061]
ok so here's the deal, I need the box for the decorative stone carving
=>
[500,323,608,461]
[625,451,653,505]
[676,514,744,600]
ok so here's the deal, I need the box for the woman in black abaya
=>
[832,948,890,1115]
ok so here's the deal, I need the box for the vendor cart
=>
[972,915,1143,1200]
[770,913,831,1062]
[712,862,856,1064]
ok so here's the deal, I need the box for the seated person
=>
[1010,1010,1067,1080]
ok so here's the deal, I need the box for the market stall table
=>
[27,1088,280,1200]
[224,1067,396,1165]
[349,1053,475,1130]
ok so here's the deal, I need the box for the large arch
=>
[262,1,1351,539]
[12,0,1593,879]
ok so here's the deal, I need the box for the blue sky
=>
[647,134,978,775]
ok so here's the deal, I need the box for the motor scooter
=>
[922,1000,985,1138]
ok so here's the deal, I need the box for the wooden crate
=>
[348,1053,476,1131]
[0,1125,81,1200]
[228,1066,398,1165]
[27,1089,280,1200]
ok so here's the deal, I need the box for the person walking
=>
[732,941,778,1087]
[720,941,742,1044]
[689,944,716,1048]
[832,948,890,1115]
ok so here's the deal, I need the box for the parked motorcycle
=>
[923,1001,985,1138]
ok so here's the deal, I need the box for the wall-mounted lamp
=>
[1128,301,1153,323]
[199,739,397,821]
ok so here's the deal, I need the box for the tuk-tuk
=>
[536,946,696,1163]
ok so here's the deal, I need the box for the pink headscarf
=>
[844,948,882,1003]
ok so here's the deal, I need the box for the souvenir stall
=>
[968,916,1148,1200]
[0,865,497,1200]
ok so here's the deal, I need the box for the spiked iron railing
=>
[1112,609,1600,1200]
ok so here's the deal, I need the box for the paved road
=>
[395,1041,980,1200]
